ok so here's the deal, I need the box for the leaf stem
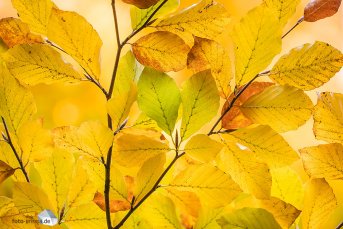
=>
[282,16,304,39]
[113,151,185,229]
[1,117,30,182]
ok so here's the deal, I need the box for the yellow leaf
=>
[114,133,169,167]
[67,160,96,210]
[140,193,182,229]
[11,0,53,34]
[0,142,26,181]
[167,164,242,207]
[184,134,223,163]
[232,5,282,86]
[264,0,301,25]
[48,8,102,80]
[0,18,43,48]
[13,182,53,214]
[3,44,83,85]
[300,143,343,180]
[313,92,343,144]
[133,31,190,72]
[34,149,74,216]
[218,142,272,199]
[224,125,299,168]
[218,208,281,229]
[0,66,36,134]
[0,160,15,184]
[271,167,304,210]
[270,42,343,90]
[132,112,160,131]
[302,178,337,229]
[194,208,223,229]
[187,37,232,98]
[180,70,219,140]
[134,154,165,204]
[259,197,301,229]
[137,68,181,135]
[53,120,113,160]
[81,157,128,201]
[93,192,130,213]
[155,0,230,46]
[17,119,52,163]
[241,85,313,132]
[221,82,274,130]
[63,203,106,229]
[130,0,179,30]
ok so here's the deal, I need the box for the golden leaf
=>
[264,0,301,25]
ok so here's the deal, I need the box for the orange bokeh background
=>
[0,0,342,227]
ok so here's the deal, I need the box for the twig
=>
[1,117,30,182]
[282,17,304,39]
[337,222,343,229]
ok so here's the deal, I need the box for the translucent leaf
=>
[302,178,337,229]
[258,197,301,229]
[13,182,53,214]
[140,193,182,229]
[11,0,53,34]
[93,192,130,213]
[187,37,232,98]
[0,66,36,134]
[0,18,43,48]
[63,203,106,229]
[134,154,165,203]
[180,70,219,140]
[224,125,299,168]
[300,143,343,180]
[184,134,223,163]
[34,149,74,216]
[3,44,83,85]
[264,0,301,25]
[53,120,113,160]
[313,92,343,144]
[194,208,223,229]
[232,5,282,86]
[114,133,169,167]
[167,164,242,207]
[0,160,15,184]
[123,0,159,9]
[241,85,313,132]
[304,0,342,22]
[217,208,281,229]
[48,8,102,80]
[219,142,272,199]
[155,0,230,46]
[132,31,190,72]
[222,82,274,130]
[270,42,343,90]
[271,167,304,210]
[130,0,179,30]
[137,67,181,135]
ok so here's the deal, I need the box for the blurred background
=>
[0,0,342,227]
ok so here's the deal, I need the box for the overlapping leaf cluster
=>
[0,0,342,228]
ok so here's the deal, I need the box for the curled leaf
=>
[304,0,342,22]
[93,192,130,213]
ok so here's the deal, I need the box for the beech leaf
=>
[304,0,342,22]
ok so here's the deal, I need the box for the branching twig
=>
[1,117,30,182]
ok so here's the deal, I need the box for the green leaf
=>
[3,44,83,85]
[232,5,282,86]
[137,67,181,135]
[270,41,343,90]
[240,85,313,132]
[180,70,219,140]
[130,0,179,30]
[217,208,281,229]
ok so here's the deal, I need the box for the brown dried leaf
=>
[304,0,342,22]
[0,160,15,184]
[122,0,159,9]
[132,31,190,72]
[0,17,43,48]
[93,192,130,213]
[222,82,274,129]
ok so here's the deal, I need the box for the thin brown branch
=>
[337,222,343,229]
[1,117,30,182]
[282,16,304,39]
